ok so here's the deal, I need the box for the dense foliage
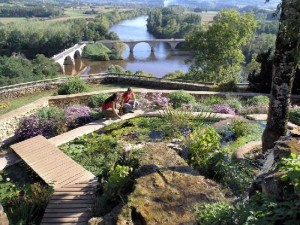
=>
[0,54,58,87]
[168,90,195,108]
[0,5,63,17]
[147,7,201,38]
[15,106,95,140]
[57,77,88,95]
[289,107,300,125]
[186,9,257,83]
[0,9,147,57]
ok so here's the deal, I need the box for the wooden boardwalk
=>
[10,135,97,224]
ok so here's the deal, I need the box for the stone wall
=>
[0,81,62,100]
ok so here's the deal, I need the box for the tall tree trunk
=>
[262,0,300,151]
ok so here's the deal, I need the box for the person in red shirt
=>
[102,93,121,119]
[121,88,139,113]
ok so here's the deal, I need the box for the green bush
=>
[246,95,269,106]
[187,126,220,171]
[289,108,300,125]
[103,165,132,201]
[228,119,251,139]
[213,80,238,92]
[36,107,64,120]
[195,202,234,225]
[225,97,242,112]
[88,94,110,108]
[280,154,300,196]
[57,77,88,95]
[168,90,195,108]
[200,96,224,106]
[107,65,125,74]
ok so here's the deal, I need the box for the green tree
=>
[262,0,300,151]
[32,54,58,77]
[186,9,257,83]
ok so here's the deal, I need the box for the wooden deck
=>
[10,135,97,224]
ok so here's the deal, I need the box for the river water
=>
[65,16,190,77]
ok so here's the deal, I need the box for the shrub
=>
[0,102,9,109]
[15,115,43,140]
[213,80,238,92]
[65,106,91,128]
[213,104,235,115]
[195,202,234,225]
[225,97,242,112]
[228,119,250,139]
[246,95,269,106]
[103,165,132,201]
[168,90,195,108]
[280,154,300,196]
[192,103,213,112]
[88,94,110,108]
[289,107,300,125]
[200,96,224,105]
[239,104,269,114]
[58,77,88,95]
[6,183,53,225]
[15,115,64,140]
[138,92,169,110]
[107,65,125,74]
[36,107,64,120]
[187,126,220,172]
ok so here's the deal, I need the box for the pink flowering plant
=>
[138,92,169,110]
[213,104,236,115]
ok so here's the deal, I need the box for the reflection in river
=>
[65,16,191,77]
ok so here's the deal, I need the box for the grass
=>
[0,90,56,115]
[0,84,142,116]
[0,17,31,24]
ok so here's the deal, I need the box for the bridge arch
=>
[166,41,184,51]
[129,41,156,53]
[74,50,81,59]
[64,56,74,65]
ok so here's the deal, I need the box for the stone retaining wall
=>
[0,75,216,100]
[0,82,61,100]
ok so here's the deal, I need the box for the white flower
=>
[6,178,10,181]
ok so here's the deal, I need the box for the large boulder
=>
[250,136,300,200]
[91,142,227,225]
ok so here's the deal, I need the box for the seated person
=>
[101,93,121,119]
[121,87,139,113]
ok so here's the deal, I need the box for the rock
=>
[99,142,227,225]
[273,136,300,160]
[0,204,9,225]
[232,141,262,159]
[89,217,104,225]
[250,136,300,200]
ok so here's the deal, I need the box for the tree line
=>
[0,8,148,58]
[147,7,201,38]
[0,8,148,86]
[0,5,63,18]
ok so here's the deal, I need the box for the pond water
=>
[65,16,191,77]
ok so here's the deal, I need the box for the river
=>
[65,16,190,77]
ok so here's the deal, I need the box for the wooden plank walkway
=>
[10,135,98,224]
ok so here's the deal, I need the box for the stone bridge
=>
[93,39,185,52]
[52,39,185,74]
[51,43,86,74]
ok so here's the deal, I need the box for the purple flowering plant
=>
[138,92,169,110]
[65,106,91,128]
[213,104,236,115]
